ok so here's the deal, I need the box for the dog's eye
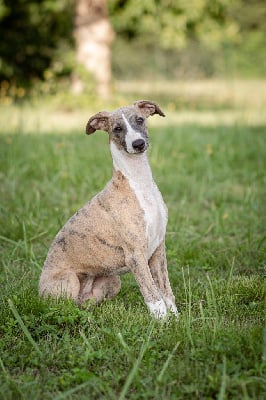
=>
[114,125,122,132]
[136,117,144,124]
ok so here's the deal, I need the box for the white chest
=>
[110,142,167,259]
[128,179,167,259]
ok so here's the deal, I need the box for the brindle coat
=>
[39,100,178,319]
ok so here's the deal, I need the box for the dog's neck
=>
[110,142,153,187]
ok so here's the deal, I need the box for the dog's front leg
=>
[125,251,167,319]
[149,241,178,317]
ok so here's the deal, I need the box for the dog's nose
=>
[132,139,145,151]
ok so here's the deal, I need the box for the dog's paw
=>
[164,298,179,318]
[147,299,167,319]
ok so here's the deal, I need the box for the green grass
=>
[0,109,265,399]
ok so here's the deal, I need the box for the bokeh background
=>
[0,0,265,120]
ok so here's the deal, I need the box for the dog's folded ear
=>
[86,111,110,134]
[134,100,165,118]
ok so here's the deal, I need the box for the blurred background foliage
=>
[0,0,74,91]
[0,0,265,100]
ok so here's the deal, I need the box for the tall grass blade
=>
[117,332,131,355]
[206,273,220,342]
[263,327,266,362]
[0,356,7,375]
[218,356,227,400]
[0,235,18,245]
[53,381,90,400]
[227,256,235,287]
[182,267,194,346]
[7,298,42,356]
[157,341,180,383]
[118,322,155,400]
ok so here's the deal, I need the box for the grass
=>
[1,80,266,135]
[0,81,265,399]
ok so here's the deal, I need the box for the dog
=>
[39,100,178,319]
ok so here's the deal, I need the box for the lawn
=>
[0,83,265,399]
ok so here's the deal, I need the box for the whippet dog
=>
[39,100,178,319]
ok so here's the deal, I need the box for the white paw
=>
[147,299,167,319]
[164,298,179,318]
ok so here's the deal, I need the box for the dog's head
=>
[86,100,165,155]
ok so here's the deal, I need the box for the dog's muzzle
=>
[132,139,146,152]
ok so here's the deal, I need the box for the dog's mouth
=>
[126,147,148,155]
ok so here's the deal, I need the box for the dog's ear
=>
[86,111,110,134]
[134,100,165,118]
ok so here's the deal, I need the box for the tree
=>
[108,0,240,50]
[73,0,114,98]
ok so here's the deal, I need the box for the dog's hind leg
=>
[39,268,81,300]
[78,275,121,304]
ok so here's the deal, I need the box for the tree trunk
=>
[73,0,114,98]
